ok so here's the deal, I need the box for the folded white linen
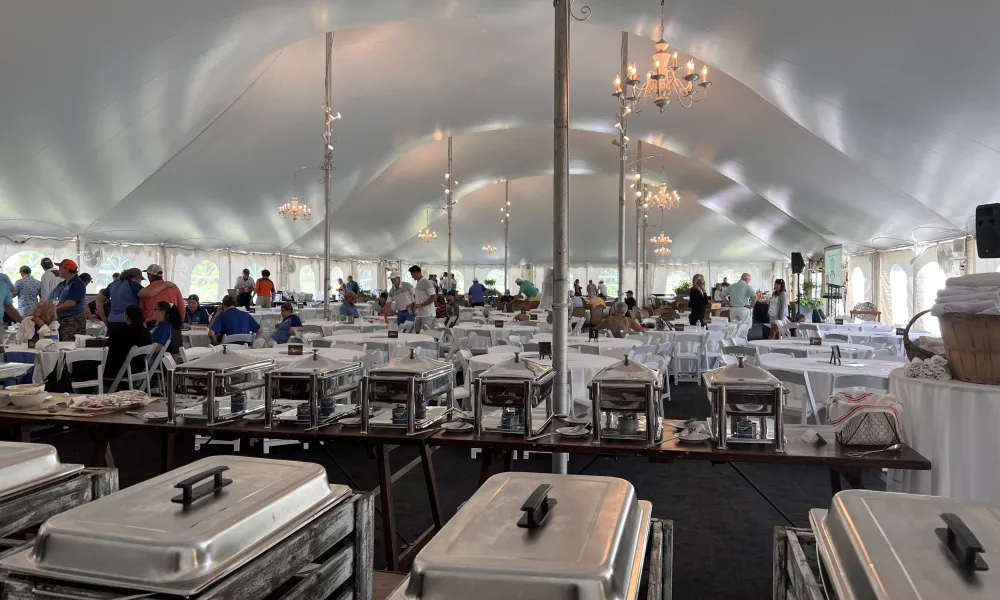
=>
[930,299,999,316]
[903,355,951,380]
[945,274,1000,288]
[936,286,981,298]
[933,290,1000,305]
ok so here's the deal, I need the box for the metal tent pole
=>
[322,32,334,321]
[616,31,628,301]
[446,136,454,279]
[634,140,642,298]
[641,211,648,306]
[552,0,573,475]
[504,181,510,292]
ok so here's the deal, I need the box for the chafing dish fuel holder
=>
[703,356,786,451]
[264,350,364,428]
[589,357,663,445]
[362,349,455,434]
[167,346,276,425]
[473,352,555,439]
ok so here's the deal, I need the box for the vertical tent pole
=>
[322,31,334,321]
[616,32,628,301]
[446,136,454,280]
[635,140,642,299]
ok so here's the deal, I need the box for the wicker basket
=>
[938,312,1000,385]
[903,309,936,361]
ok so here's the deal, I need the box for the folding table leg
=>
[375,444,400,571]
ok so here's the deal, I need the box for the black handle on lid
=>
[937,512,989,572]
[171,466,232,505]
[517,484,557,529]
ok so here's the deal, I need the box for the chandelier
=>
[483,244,497,255]
[418,208,437,242]
[654,245,671,256]
[613,0,711,112]
[651,184,680,210]
[278,196,311,221]
[650,231,672,246]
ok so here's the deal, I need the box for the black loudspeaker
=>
[791,252,805,274]
[976,203,1000,258]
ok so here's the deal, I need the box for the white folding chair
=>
[221,333,254,345]
[629,344,657,363]
[179,346,212,363]
[722,345,760,367]
[453,349,474,410]
[106,344,155,392]
[146,344,170,394]
[796,324,820,338]
[670,332,706,385]
[769,369,821,425]
[468,332,492,356]
[487,345,518,355]
[63,348,108,393]
[869,335,903,356]
[702,330,725,370]
[333,342,366,352]
[826,334,850,342]
[569,317,585,335]
[310,339,333,348]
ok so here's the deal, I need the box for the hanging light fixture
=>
[650,183,680,210]
[654,245,671,256]
[612,0,712,112]
[649,231,672,246]
[418,208,438,242]
[482,244,497,255]
[279,166,312,221]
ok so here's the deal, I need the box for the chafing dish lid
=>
[370,349,451,376]
[406,472,650,600]
[0,456,350,595]
[590,356,659,384]
[479,353,553,381]
[275,350,361,374]
[177,346,274,372]
[703,359,779,388]
[811,490,1000,600]
[0,442,83,501]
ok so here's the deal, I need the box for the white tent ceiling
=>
[0,0,990,263]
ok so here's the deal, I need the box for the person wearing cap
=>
[11,265,41,318]
[384,271,415,324]
[98,268,143,332]
[184,294,211,326]
[39,257,60,301]
[137,264,185,326]
[50,259,86,340]
[209,295,261,345]
[408,265,436,333]
[234,268,254,310]
[467,278,486,306]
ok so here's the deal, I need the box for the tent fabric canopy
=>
[0,0,988,265]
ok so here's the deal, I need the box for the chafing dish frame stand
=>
[471,371,555,441]
[166,352,276,426]
[1,490,376,600]
[0,468,118,541]
[590,380,661,446]
[359,373,456,436]
[263,365,364,430]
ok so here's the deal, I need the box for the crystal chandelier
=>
[650,232,672,246]
[612,0,711,112]
[651,184,680,210]
[418,208,437,242]
[279,166,312,220]
[654,245,671,256]
[482,244,497,255]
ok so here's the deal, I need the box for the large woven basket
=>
[939,312,1000,385]
[903,309,936,361]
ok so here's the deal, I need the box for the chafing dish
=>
[473,352,554,439]
[0,456,374,600]
[362,349,455,435]
[809,490,1000,599]
[703,356,786,451]
[264,350,364,428]
[0,442,117,539]
[167,346,276,425]
[388,472,662,600]
[589,357,662,445]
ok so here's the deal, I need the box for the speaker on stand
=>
[791,252,804,317]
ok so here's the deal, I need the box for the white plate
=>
[556,426,590,438]
[142,412,169,422]
[564,415,591,425]
[677,431,711,443]
[339,417,362,427]
[441,421,473,432]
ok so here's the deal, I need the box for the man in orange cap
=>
[49,259,87,340]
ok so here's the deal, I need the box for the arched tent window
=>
[190,260,220,302]
[485,269,506,292]
[598,269,619,298]
[889,264,910,325]
[3,251,45,281]
[850,266,866,307]
[298,265,316,296]
[97,255,132,289]
[665,271,690,294]
[245,262,264,280]
[358,266,374,292]
[917,263,946,335]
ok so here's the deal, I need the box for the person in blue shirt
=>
[344,275,361,295]
[50,259,87,341]
[98,268,143,333]
[0,274,23,325]
[467,278,487,306]
[183,294,211,326]
[339,291,360,318]
[209,295,261,345]
[150,301,182,359]
[270,303,304,344]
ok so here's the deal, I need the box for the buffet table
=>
[888,371,1000,503]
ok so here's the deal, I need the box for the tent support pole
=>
[552,0,571,475]
[641,216,648,307]
[446,136,453,281]
[504,181,509,292]
[616,31,628,301]
[322,31,334,321]
[634,139,642,300]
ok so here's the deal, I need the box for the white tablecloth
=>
[469,352,618,401]
[888,372,1000,503]
[750,339,874,358]
[0,362,33,383]
[231,345,364,367]
[302,319,389,336]
[182,328,212,348]
[452,323,538,343]
[322,331,435,352]
[4,342,78,383]
[759,356,901,401]
[566,338,641,357]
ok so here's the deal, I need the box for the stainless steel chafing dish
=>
[167,346,276,425]
[0,456,374,600]
[473,352,554,439]
[809,490,1000,599]
[387,472,659,600]
[589,357,663,445]
[362,349,455,435]
[264,349,364,428]
[703,356,786,451]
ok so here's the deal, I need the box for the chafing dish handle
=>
[937,512,989,572]
[516,484,557,529]
[171,466,233,505]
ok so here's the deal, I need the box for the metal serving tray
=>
[402,472,651,600]
[368,405,451,430]
[811,490,1000,599]
[0,442,83,503]
[0,456,351,596]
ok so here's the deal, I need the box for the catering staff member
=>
[234,268,254,310]
[49,259,86,340]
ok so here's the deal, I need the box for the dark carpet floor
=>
[25,323,872,599]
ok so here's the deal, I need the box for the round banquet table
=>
[468,352,619,401]
[181,328,212,348]
[231,345,364,367]
[322,331,435,352]
[301,319,389,336]
[759,355,901,403]
[565,337,642,357]
[750,339,874,359]
[887,371,1000,503]
[3,342,78,383]
[452,323,538,343]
